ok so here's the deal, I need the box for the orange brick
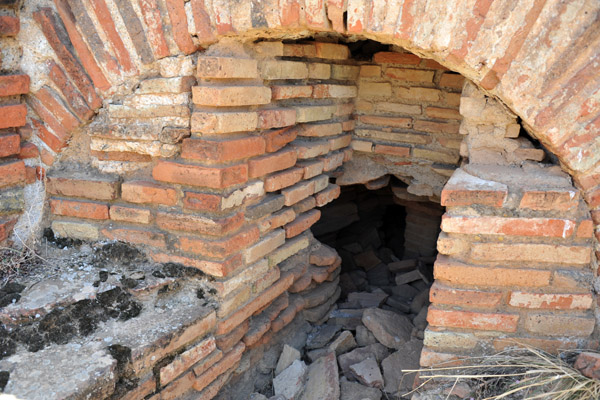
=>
[293,141,330,159]
[523,313,595,337]
[577,220,594,238]
[177,226,259,258]
[244,229,285,264]
[216,273,294,335]
[271,85,313,100]
[0,104,27,129]
[193,343,245,392]
[182,136,265,163]
[320,151,344,171]
[359,65,381,77]
[47,176,120,200]
[360,115,412,128]
[50,199,108,220]
[298,122,342,137]
[121,181,178,205]
[439,72,465,89]
[156,211,244,236]
[102,227,167,248]
[314,183,340,206]
[471,243,591,265]
[258,208,296,233]
[91,150,152,163]
[426,106,462,120]
[314,42,349,59]
[373,144,410,157]
[328,134,352,151]
[0,133,20,157]
[413,120,460,134]
[109,205,152,224]
[248,148,297,178]
[430,282,503,307]
[427,307,519,333]
[385,68,434,82]
[0,218,17,242]
[183,191,223,212]
[297,160,324,179]
[441,215,577,237]
[285,209,320,238]
[264,167,304,192]
[0,16,20,36]
[281,180,315,206]
[373,52,421,65]
[434,256,551,288]
[216,320,249,353]
[508,291,593,310]
[263,126,298,152]
[258,108,297,129]
[160,337,216,385]
[196,57,258,79]
[192,86,271,106]
[153,160,248,189]
[519,190,580,211]
[25,166,36,184]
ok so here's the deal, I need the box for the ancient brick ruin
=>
[0,0,599,398]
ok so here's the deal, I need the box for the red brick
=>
[183,191,222,212]
[193,343,245,392]
[282,180,315,206]
[32,119,67,153]
[430,282,503,307]
[18,143,38,160]
[434,256,552,288]
[0,160,25,188]
[271,85,313,100]
[373,144,410,157]
[182,137,265,163]
[263,126,298,152]
[88,0,138,73]
[177,226,259,258]
[153,160,248,189]
[35,86,80,131]
[40,149,55,166]
[136,0,169,57]
[360,115,412,128]
[150,252,243,277]
[520,190,580,211]
[248,148,297,179]
[109,205,152,224]
[441,215,577,238]
[258,108,296,130]
[296,160,324,179]
[299,122,342,137]
[0,104,26,129]
[0,133,20,158]
[427,307,518,333]
[156,211,244,236]
[28,97,70,143]
[47,4,112,92]
[121,181,178,205]
[0,218,17,242]
[25,167,36,184]
[47,61,94,121]
[314,183,340,206]
[264,167,304,192]
[373,52,421,65]
[47,176,120,200]
[50,198,109,220]
[258,208,296,233]
[293,141,330,159]
[0,74,29,96]
[102,227,167,248]
[508,291,593,310]
[285,209,320,238]
[217,273,294,335]
[216,320,249,353]
[33,9,106,103]
[18,124,33,141]
[577,220,594,238]
[0,15,19,36]
[160,337,216,385]
[342,120,355,131]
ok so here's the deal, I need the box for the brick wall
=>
[0,1,31,245]
[423,83,596,366]
[349,50,464,200]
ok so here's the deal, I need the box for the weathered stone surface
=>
[275,344,301,375]
[381,339,423,394]
[340,378,382,400]
[349,357,384,388]
[300,352,339,400]
[356,325,378,346]
[362,308,414,349]
[306,324,341,349]
[337,344,389,378]
[273,359,307,400]
[328,330,357,355]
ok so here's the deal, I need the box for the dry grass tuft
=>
[406,346,600,400]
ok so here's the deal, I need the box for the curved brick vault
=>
[0,0,599,398]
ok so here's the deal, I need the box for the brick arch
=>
[23,0,600,209]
